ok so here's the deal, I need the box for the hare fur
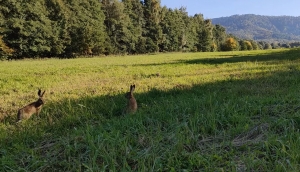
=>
[17,89,45,122]
[125,85,137,114]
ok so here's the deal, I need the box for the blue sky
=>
[161,0,300,19]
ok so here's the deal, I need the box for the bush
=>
[0,36,14,60]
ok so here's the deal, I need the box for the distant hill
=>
[211,14,300,42]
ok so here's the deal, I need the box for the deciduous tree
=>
[223,37,239,51]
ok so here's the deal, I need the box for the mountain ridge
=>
[211,14,300,42]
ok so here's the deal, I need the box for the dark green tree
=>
[0,0,261,58]
[122,0,145,54]
[45,0,71,56]
[249,40,259,50]
[1,0,107,58]
[1,0,55,58]
[239,40,247,51]
[213,24,227,51]
[65,0,107,56]
[271,42,279,49]
[143,0,162,52]
[102,0,136,54]
[197,19,214,52]
[264,43,272,49]
[159,7,186,52]
[188,14,204,52]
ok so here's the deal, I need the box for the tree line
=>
[0,0,288,59]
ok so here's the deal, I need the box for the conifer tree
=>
[143,0,162,52]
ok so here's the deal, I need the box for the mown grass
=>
[1,49,300,171]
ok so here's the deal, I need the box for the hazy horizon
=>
[161,0,300,19]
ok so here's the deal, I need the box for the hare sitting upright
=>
[125,84,137,114]
[17,89,46,122]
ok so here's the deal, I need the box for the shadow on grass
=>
[2,67,300,136]
[118,49,300,67]
[178,49,300,65]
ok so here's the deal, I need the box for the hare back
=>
[17,105,40,120]
[125,92,134,99]
[127,97,137,113]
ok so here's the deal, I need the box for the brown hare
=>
[125,84,137,114]
[17,89,46,122]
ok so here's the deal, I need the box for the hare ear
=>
[41,90,46,97]
[38,89,42,96]
[131,85,135,92]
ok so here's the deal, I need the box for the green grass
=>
[1,49,300,171]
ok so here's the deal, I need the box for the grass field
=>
[1,49,300,171]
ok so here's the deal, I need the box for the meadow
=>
[0,49,300,171]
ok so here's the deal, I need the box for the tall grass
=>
[1,49,300,171]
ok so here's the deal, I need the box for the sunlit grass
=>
[1,48,300,171]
